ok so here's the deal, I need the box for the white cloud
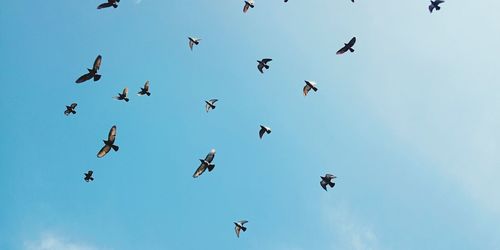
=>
[24,233,105,250]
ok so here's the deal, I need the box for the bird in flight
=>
[188,37,201,51]
[97,125,119,158]
[193,149,216,178]
[75,55,102,84]
[137,81,151,96]
[257,58,272,73]
[234,220,248,238]
[428,0,444,13]
[320,174,337,191]
[64,103,78,116]
[243,0,255,13]
[205,99,218,112]
[84,170,94,182]
[97,0,120,9]
[303,80,318,96]
[336,37,356,55]
[259,125,271,139]
[114,87,129,102]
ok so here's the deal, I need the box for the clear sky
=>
[1,0,500,249]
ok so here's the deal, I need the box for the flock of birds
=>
[66,0,446,239]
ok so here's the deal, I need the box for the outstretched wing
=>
[243,3,250,13]
[303,84,311,96]
[97,145,111,158]
[97,3,113,9]
[76,73,92,83]
[209,99,218,104]
[235,226,241,237]
[204,149,216,162]
[320,180,328,191]
[108,125,117,143]
[257,63,264,73]
[93,55,102,71]
[336,45,348,55]
[259,127,266,138]
[144,81,150,91]
[122,87,128,96]
[193,163,207,178]
[347,37,356,47]
[70,103,77,109]
[239,220,248,225]
[261,58,272,63]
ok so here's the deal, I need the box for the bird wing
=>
[97,3,113,9]
[320,180,328,191]
[193,163,207,178]
[325,174,334,178]
[243,3,250,13]
[70,103,77,109]
[257,63,264,73]
[122,87,128,96]
[259,127,266,138]
[64,109,71,116]
[88,170,93,175]
[336,45,348,55]
[189,40,194,50]
[209,99,218,104]
[75,73,92,83]
[435,0,444,4]
[347,37,356,47]
[93,55,102,71]
[261,58,272,63]
[303,84,311,96]
[205,149,216,162]
[428,4,435,12]
[239,220,248,225]
[97,145,111,158]
[235,226,241,237]
[108,125,117,143]
[144,81,149,91]
[205,102,211,112]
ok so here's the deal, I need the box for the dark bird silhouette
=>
[284,0,288,2]
[113,87,129,102]
[193,149,216,178]
[303,80,318,96]
[257,58,272,73]
[97,125,119,158]
[97,0,120,9]
[243,0,255,13]
[429,0,444,13]
[64,103,77,116]
[320,174,337,191]
[336,37,356,55]
[75,55,102,84]
[188,37,201,51]
[137,81,151,96]
[205,99,218,112]
[234,220,248,238]
[259,125,271,139]
[84,170,94,182]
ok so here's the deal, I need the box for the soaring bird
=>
[303,80,318,96]
[259,125,271,139]
[429,0,444,13]
[193,149,216,178]
[234,220,248,238]
[336,37,356,55]
[75,55,102,84]
[137,81,151,96]
[320,174,336,191]
[97,0,120,9]
[257,58,272,73]
[97,125,119,158]
[205,99,218,112]
[243,0,255,13]
[188,37,201,51]
[84,170,94,182]
[114,87,129,102]
[64,103,78,116]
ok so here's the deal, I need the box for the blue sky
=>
[1,0,500,249]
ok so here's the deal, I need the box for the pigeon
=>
[84,170,94,182]
[137,81,151,96]
[193,149,216,178]
[97,125,119,158]
[188,37,201,51]
[259,125,271,139]
[257,58,272,73]
[336,37,356,55]
[243,0,255,13]
[303,80,318,96]
[64,103,77,116]
[75,55,102,84]
[205,99,218,112]
[234,220,248,238]
[97,0,120,9]
[114,87,129,102]
[320,174,337,191]
[429,0,444,13]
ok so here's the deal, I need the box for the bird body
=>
[193,149,216,178]
[257,58,272,73]
[336,37,356,55]
[303,80,318,96]
[114,87,129,102]
[64,103,77,116]
[205,99,218,112]
[97,125,119,158]
[243,0,255,13]
[234,220,248,237]
[97,0,120,9]
[320,174,337,191]
[137,81,151,96]
[259,125,271,139]
[75,55,102,84]
[429,0,444,13]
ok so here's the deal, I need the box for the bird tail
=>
[124,98,129,102]
[90,177,94,181]
[312,86,318,92]
[146,92,151,96]
[241,226,247,232]
[436,6,440,10]
[264,65,269,69]
[349,48,354,53]
[111,145,119,151]
[72,111,76,114]
[329,182,335,188]
[207,164,215,172]
[113,4,118,8]
[94,74,101,81]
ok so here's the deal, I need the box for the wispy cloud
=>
[24,233,106,250]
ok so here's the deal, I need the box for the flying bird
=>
[188,37,201,51]
[320,174,336,191]
[429,0,444,13]
[75,55,102,84]
[257,58,272,73]
[137,81,151,96]
[303,80,318,96]
[243,0,255,13]
[259,125,271,139]
[84,170,94,182]
[113,87,129,102]
[205,99,218,112]
[234,220,248,238]
[336,37,356,55]
[64,103,77,116]
[97,0,120,9]
[193,149,216,178]
[97,125,119,158]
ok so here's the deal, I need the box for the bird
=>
[205,99,218,112]
[84,170,94,182]
[113,87,129,102]
[259,125,271,139]
[97,125,119,158]
[234,220,248,238]
[257,58,272,73]
[188,37,201,51]
[243,0,255,13]
[429,0,444,13]
[64,103,78,116]
[320,174,337,191]
[284,0,288,2]
[97,0,120,9]
[137,81,151,96]
[193,149,216,178]
[336,37,356,55]
[303,80,318,96]
[75,55,102,84]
